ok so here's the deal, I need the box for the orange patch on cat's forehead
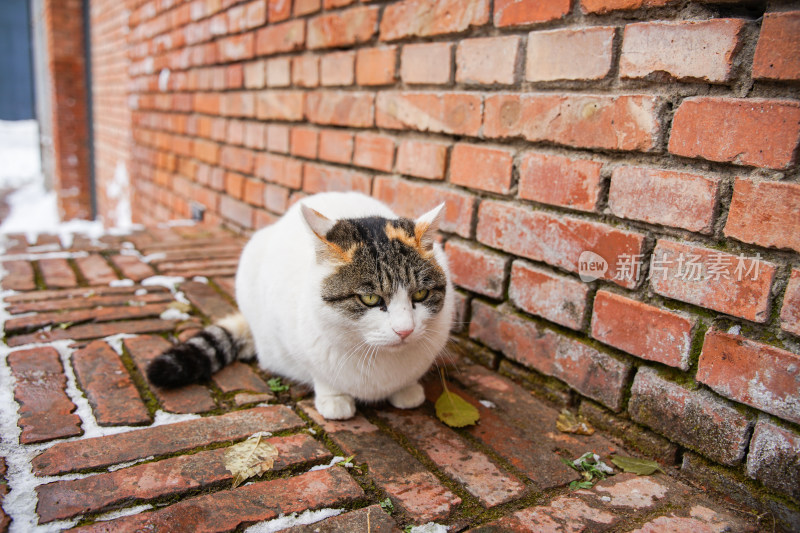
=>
[384,222,417,249]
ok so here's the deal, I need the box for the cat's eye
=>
[359,293,382,307]
[411,288,429,302]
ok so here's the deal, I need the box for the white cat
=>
[147,192,455,420]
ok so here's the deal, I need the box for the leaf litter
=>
[556,409,594,435]
[434,369,479,428]
[611,455,665,475]
[224,432,279,488]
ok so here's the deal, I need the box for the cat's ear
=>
[301,204,335,239]
[414,203,445,254]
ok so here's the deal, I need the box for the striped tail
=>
[146,313,255,388]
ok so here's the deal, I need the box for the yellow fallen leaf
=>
[224,433,279,488]
[435,388,480,428]
[556,409,595,436]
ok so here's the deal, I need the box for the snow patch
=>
[408,523,449,533]
[308,456,346,472]
[243,508,344,533]
[159,307,192,321]
[109,279,135,287]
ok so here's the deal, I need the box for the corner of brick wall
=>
[101,0,800,525]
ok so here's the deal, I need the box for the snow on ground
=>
[0,120,41,189]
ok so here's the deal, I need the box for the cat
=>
[147,191,455,420]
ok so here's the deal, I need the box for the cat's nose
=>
[393,328,414,340]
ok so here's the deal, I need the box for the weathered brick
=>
[72,341,151,426]
[373,177,474,238]
[477,200,646,289]
[180,280,237,321]
[746,420,800,504]
[300,401,461,523]
[353,132,394,173]
[268,0,291,22]
[474,495,617,531]
[256,153,303,188]
[509,260,588,330]
[669,97,800,170]
[256,90,304,121]
[400,42,452,85]
[305,90,374,128]
[649,240,776,323]
[592,290,695,370]
[291,54,319,88]
[494,0,570,27]
[255,19,305,56]
[724,178,800,253]
[620,19,745,82]
[456,36,520,85]
[5,285,171,314]
[38,258,78,289]
[303,163,371,195]
[220,145,255,174]
[219,195,254,229]
[265,57,290,87]
[33,405,303,476]
[243,60,266,89]
[450,143,514,194]
[282,505,399,533]
[753,11,800,81]
[376,91,482,136]
[471,301,632,410]
[290,126,319,159]
[7,319,180,348]
[380,0,489,41]
[211,362,269,393]
[629,367,753,466]
[445,239,508,298]
[266,124,290,152]
[36,434,330,523]
[307,6,378,49]
[294,0,320,16]
[216,33,255,62]
[518,152,603,212]
[379,408,526,507]
[8,347,82,444]
[396,139,448,180]
[484,93,661,152]
[70,468,362,533]
[698,330,800,425]
[1,260,36,291]
[581,0,675,14]
[318,129,354,164]
[627,505,759,533]
[319,51,355,87]
[526,27,615,82]
[356,46,396,86]
[609,166,719,233]
[781,269,800,336]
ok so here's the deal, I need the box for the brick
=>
[282,505,399,533]
[33,405,303,476]
[581,0,675,14]
[753,11,800,81]
[8,347,82,444]
[1,260,36,290]
[509,260,589,330]
[746,420,800,504]
[445,239,508,298]
[220,146,255,174]
[592,290,695,369]
[6,319,180,348]
[620,19,745,83]
[396,139,448,180]
[181,280,237,321]
[5,285,171,313]
[629,367,752,465]
[221,92,256,118]
[5,301,171,336]
[400,42,452,85]
[244,122,266,150]
[380,0,489,41]
[649,240,776,323]
[290,126,319,159]
[609,166,719,233]
[356,46,396,86]
[38,258,78,288]
[485,93,661,151]
[519,152,603,212]
[36,434,330,523]
[294,0,320,16]
[670,97,800,170]
[318,129,354,164]
[628,505,759,533]
[324,0,354,8]
[476,495,618,531]
[220,195,254,229]
[353,132,394,172]
[376,92,482,136]
[320,51,355,86]
[724,178,800,253]
[300,401,461,522]
[266,124,290,153]
[471,301,632,410]
[256,153,303,188]
[449,143,513,194]
[303,163,371,195]
[379,409,526,507]
[255,19,305,56]
[265,57,290,87]
[305,90,374,128]
[477,200,646,289]
[307,6,378,49]
[264,184,290,214]
[698,330,800,425]
[291,55,320,88]
[71,468,362,533]
[256,90,305,121]
[373,177,474,238]
[494,0,570,27]
[244,178,266,207]
[211,362,269,393]
[781,269,800,336]
[526,27,615,81]
[268,0,291,22]
[217,33,255,62]
[456,36,520,85]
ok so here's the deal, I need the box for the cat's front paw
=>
[315,394,356,420]
[388,382,425,410]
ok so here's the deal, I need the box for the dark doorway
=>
[0,0,35,120]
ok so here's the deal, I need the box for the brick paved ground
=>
[0,226,765,532]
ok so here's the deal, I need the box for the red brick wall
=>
[112,0,800,517]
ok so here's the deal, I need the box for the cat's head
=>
[301,203,449,349]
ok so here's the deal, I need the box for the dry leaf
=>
[435,388,480,428]
[556,409,595,435]
[610,455,664,476]
[168,301,193,313]
[224,433,279,488]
